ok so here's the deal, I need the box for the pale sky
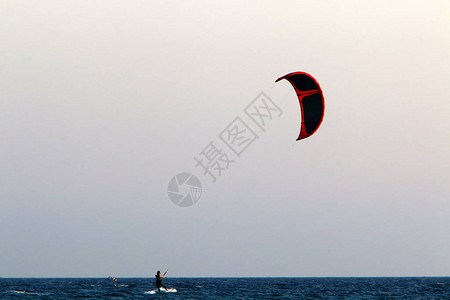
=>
[1,1,449,277]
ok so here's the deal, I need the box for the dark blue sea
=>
[0,277,449,299]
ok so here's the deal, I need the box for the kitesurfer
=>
[155,270,168,292]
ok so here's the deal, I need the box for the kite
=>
[276,72,325,141]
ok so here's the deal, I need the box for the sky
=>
[1,1,449,278]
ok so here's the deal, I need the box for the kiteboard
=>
[145,288,177,294]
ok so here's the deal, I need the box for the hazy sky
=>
[1,1,449,277]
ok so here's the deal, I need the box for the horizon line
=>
[2,275,449,279]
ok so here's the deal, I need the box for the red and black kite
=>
[276,72,325,141]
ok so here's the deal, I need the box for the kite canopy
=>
[276,72,324,141]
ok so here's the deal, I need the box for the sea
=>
[0,277,449,299]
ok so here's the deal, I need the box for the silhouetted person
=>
[155,270,168,292]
